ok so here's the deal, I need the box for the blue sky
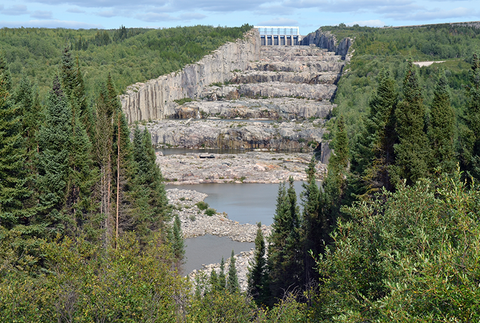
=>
[0,0,479,34]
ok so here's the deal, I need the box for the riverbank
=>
[167,188,269,291]
[160,151,326,185]
[167,188,271,242]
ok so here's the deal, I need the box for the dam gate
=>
[255,26,301,46]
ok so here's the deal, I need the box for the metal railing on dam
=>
[254,26,302,46]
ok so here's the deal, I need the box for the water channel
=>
[178,181,309,273]
[173,181,306,226]
[184,235,254,273]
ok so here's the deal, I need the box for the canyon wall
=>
[301,28,353,60]
[121,30,261,123]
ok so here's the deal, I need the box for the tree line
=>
[243,52,480,320]
[0,24,252,99]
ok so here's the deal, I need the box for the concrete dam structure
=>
[255,26,301,46]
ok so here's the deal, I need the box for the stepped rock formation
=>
[142,43,345,155]
[120,29,261,123]
[145,119,325,151]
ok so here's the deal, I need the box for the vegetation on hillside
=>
[0,24,252,99]
[323,23,480,140]
[2,22,480,321]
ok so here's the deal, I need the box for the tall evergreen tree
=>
[172,214,185,268]
[36,77,73,238]
[218,257,226,290]
[129,126,169,244]
[210,268,219,292]
[428,70,455,174]
[354,70,397,194]
[227,250,239,293]
[94,78,115,245]
[300,157,321,288]
[248,222,268,305]
[392,62,430,186]
[0,57,36,230]
[460,53,480,179]
[268,178,302,301]
[323,115,349,212]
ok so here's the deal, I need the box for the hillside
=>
[0,24,252,99]
[315,23,480,140]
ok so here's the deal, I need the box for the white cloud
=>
[136,12,179,22]
[2,5,29,16]
[67,7,86,13]
[31,10,53,19]
[179,13,207,20]
[347,19,385,27]
[97,10,118,18]
[256,17,299,26]
[0,19,102,29]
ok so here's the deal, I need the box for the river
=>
[184,235,254,273]
[174,181,307,226]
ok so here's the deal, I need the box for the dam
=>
[254,26,301,46]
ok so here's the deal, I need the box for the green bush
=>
[195,201,209,210]
[205,208,216,216]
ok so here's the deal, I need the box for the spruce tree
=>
[210,269,219,292]
[94,79,115,244]
[460,53,480,179]
[0,58,36,230]
[392,62,430,186]
[218,257,226,290]
[323,115,349,211]
[172,214,185,267]
[248,222,268,305]
[129,126,170,244]
[301,157,321,287]
[227,250,239,293]
[36,77,73,238]
[268,178,302,301]
[355,70,397,194]
[428,70,455,174]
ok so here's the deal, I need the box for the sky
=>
[0,0,479,35]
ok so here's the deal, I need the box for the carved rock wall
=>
[121,30,261,123]
[301,28,353,60]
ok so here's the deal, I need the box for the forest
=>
[0,24,252,99]
[1,23,480,322]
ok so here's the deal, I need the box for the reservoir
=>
[174,181,307,226]
[184,235,254,273]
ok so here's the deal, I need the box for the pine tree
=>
[460,53,480,179]
[268,178,302,301]
[355,70,397,194]
[323,115,349,210]
[129,126,170,244]
[210,268,219,292]
[0,58,36,230]
[58,50,99,239]
[428,70,455,174]
[227,250,239,293]
[94,79,115,245]
[218,257,226,290]
[36,77,73,238]
[301,157,321,287]
[172,214,185,266]
[392,62,430,185]
[248,222,268,304]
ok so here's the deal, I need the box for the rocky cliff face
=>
[145,119,325,152]
[120,29,261,123]
[301,28,353,60]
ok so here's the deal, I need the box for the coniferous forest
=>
[1,23,480,322]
